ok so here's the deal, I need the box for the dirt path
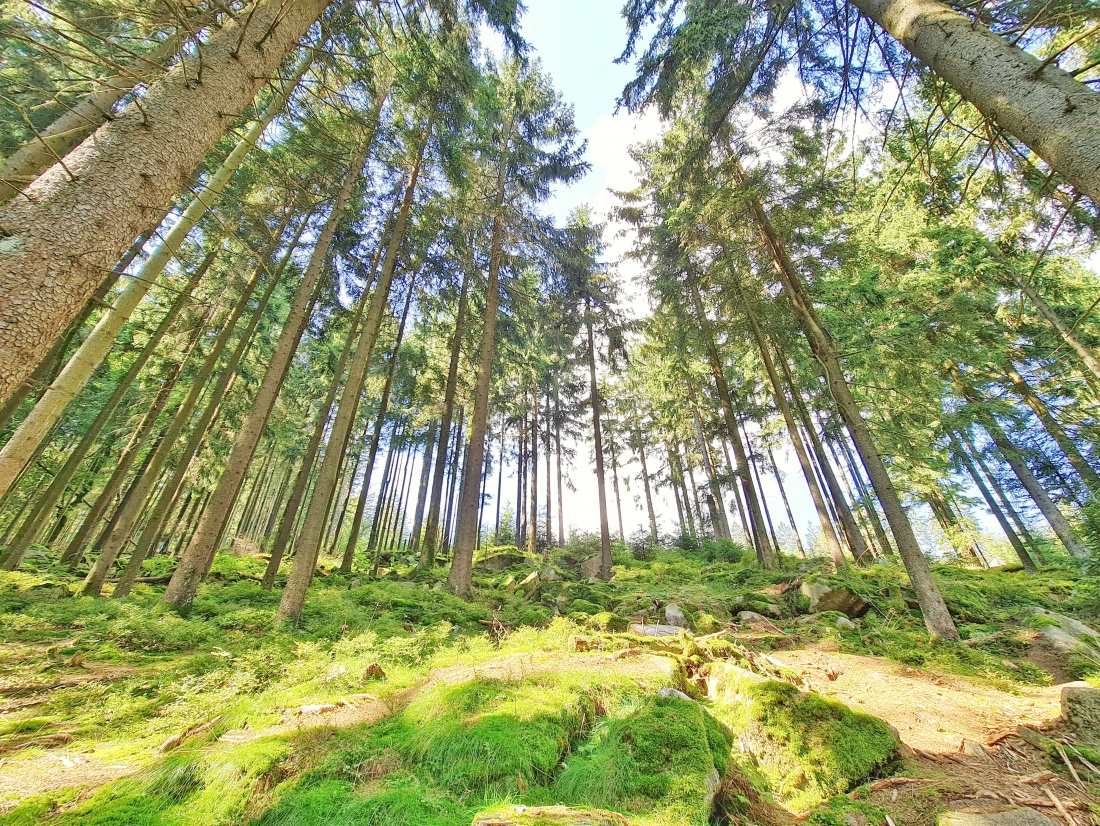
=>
[771,644,1062,753]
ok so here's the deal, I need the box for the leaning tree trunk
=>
[447,209,505,593]
[742,296,844,564]
[163,137,372,607]
[1010,276,1100,384]
[687,285,774,567]
[0,2,327,405]
[277,135,425,622]
[849,0,1100,205]
[733,160,958,639]
[1007,366,1100,493]
[0,60,309,499]
[0,34,188,203]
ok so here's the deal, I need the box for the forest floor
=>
[1,540,1100,825]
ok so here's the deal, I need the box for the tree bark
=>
[447,215,505,592]
[163,137,373,607]
[850,0,1100,204]
[406,421,438,559]
[693,409,731,540]
[768,447,807,558]
[528,390,539,554]
[733,160,957,637]
[635,423,659,541]
[583,304,615,580]
[0,1,326,404]
[1009,276,1100,384]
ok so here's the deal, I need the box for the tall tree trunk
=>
[555,402,566,548]
[441,413,465,560]
[745,427,782,562]
[668,442,696,538]
[743,296,844,563]
[1010,276,1100,384]
[687,283,773,567]
[608,427,627,544]
[584,303,614,580]
[528,391,539,554]
[407,422,437,560]
[344,290,412,573]
[734,161,956,638]
[422,267,471,564]
[0,3,327,404]
[545,390,553,546]
[0,34,187,202]
[497,419,507,542]
[1007,366,1100,493]
[693,409,731,540]
[277,143,424,623]
[951,431,1037,571]
[447,207,505,592]
[636,424,658,541]
[0,253,207,566]
[367,423,404,572]
[849,0,1100,204]
[835,432,896,556]
[768,447,807,558]
[949,364,1089,559]
[0,51,312,441]
[163,136,374,607]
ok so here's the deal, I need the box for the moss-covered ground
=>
[2,538,1100,825]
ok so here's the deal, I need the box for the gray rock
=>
[629,623,684,638]
[540,566,562,582]
[587,576,600,585]
[800,580,870,618]
[704,767,721,814]
[664,602,688,628]
[835,615,856,631]
[657,687,694,701]
[738,610,769,624]
[474,550,529,571]
[937,799,1058,826]
[580,555,603,579]
[1029,608,1100,662]
[1061,681,1100,744]
[518,570,540,592]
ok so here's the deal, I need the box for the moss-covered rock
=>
[708,666,897,811]
[472,805,630,825]
[569,599,603,616]
[553,694,731,825]
[583,611,629,633]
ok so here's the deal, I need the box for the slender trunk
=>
[669,451,687,538]
[850,0,1100,204]
[278,147,424,623]
[745,428,782,562]
[518,410,528,546]
[835,432,896,556]
[743,296,845,562]
[423,268,472,563]
[447,205,505,592]
[164,136,374,607]
[0,58,311,476]
[949,364,1089,559]
[965,430,1047,564]
[692,409,731,540]
[407,422,437,559]
[1010,277,1100,384]
[367,424,403,571]
[721,437,752,547]
[528,391,539,554]
[441,413,465,559]
[1008,367,1100,493]
[0,3,327,404]
[669,442,696,537]
[687,284,773,566]
[734,160,956,637]
[608,428,627,544]
[636,425,658,540]
[496,419,506,542]
[545,391,552,545]
[768,447,807,558]
[585,306,614,580]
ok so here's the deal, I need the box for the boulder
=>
[587,576,600,585]
[474,550,529,571]
[540,566,563,582]
[1028,608,1100,662]
[835,615,857,631]
[738,610,770,624]
[1061,681,1100,743]
[472,805,629,826]
[657,687,694,701]
[501,574,516,593]
[937,800,1058,826]
[664,602,689,628]
[517,570,539,593]
[580,555,603,579]
[800,580,870,618]
[629,623,684,638]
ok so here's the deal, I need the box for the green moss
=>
[569,600,603,616]
[553,695,731,825]
[584,611,629,632]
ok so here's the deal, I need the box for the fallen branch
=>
[869,777,933,792]
[1044,788,1077,826]
[158,714,224,752]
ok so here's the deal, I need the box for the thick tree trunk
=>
[422,267,471,565]
[0,35,187,203]
[163,138,372,607]
[0,1,326,404]
[743,297,844,563]
[447,215,505,592]
[734,161,957,637]
[850,0,1100,204]
[277,141,424,621]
